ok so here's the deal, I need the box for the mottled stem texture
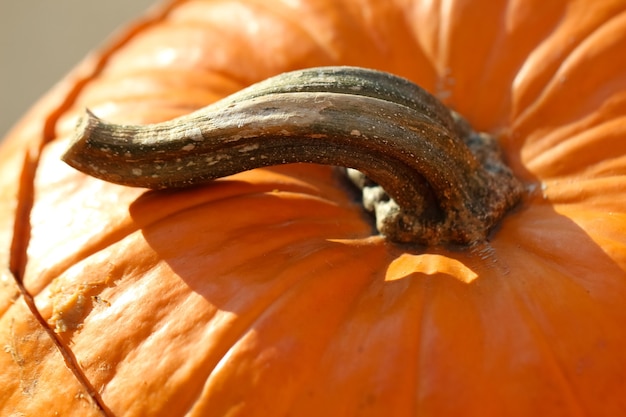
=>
[62,66,523,246]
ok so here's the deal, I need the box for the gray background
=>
[1,0,156,139]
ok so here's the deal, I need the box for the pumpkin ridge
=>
[500,291,588,415]
[95,235,379,414]
[315,259,429,416]
[11,0,186,284]
[190,242,387,415]
[467,1,567,130]
[22,164,354,294]
[495,252,619,417]
[228,0,341,63]
[58,189,346,277]
[523,102,626,178]
[511,2,626,135]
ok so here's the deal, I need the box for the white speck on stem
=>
[185,126,204,141]
[238,143,260,152]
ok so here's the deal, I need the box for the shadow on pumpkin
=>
[130,163,625,307]
[127,164,626,412]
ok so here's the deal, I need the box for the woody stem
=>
[62,66,523,245]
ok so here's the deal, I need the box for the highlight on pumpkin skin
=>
[385,252,479,284]
[61,66,523,246]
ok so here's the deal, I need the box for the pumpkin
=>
[1,0,626,415]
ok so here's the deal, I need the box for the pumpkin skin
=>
[2,0,626,415]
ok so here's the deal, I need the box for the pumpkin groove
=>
[1,0,626,416]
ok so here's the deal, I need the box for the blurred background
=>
[1,0,156,139]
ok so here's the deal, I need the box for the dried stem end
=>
[344,113,523,244]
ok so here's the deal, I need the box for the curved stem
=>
[62,66,523,245]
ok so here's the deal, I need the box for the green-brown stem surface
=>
[62,66,523,245]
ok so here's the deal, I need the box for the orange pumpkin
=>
[2,0,626,416]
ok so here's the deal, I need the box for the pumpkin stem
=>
[62,66,523,246]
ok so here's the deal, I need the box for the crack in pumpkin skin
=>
[0,1,191,415]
